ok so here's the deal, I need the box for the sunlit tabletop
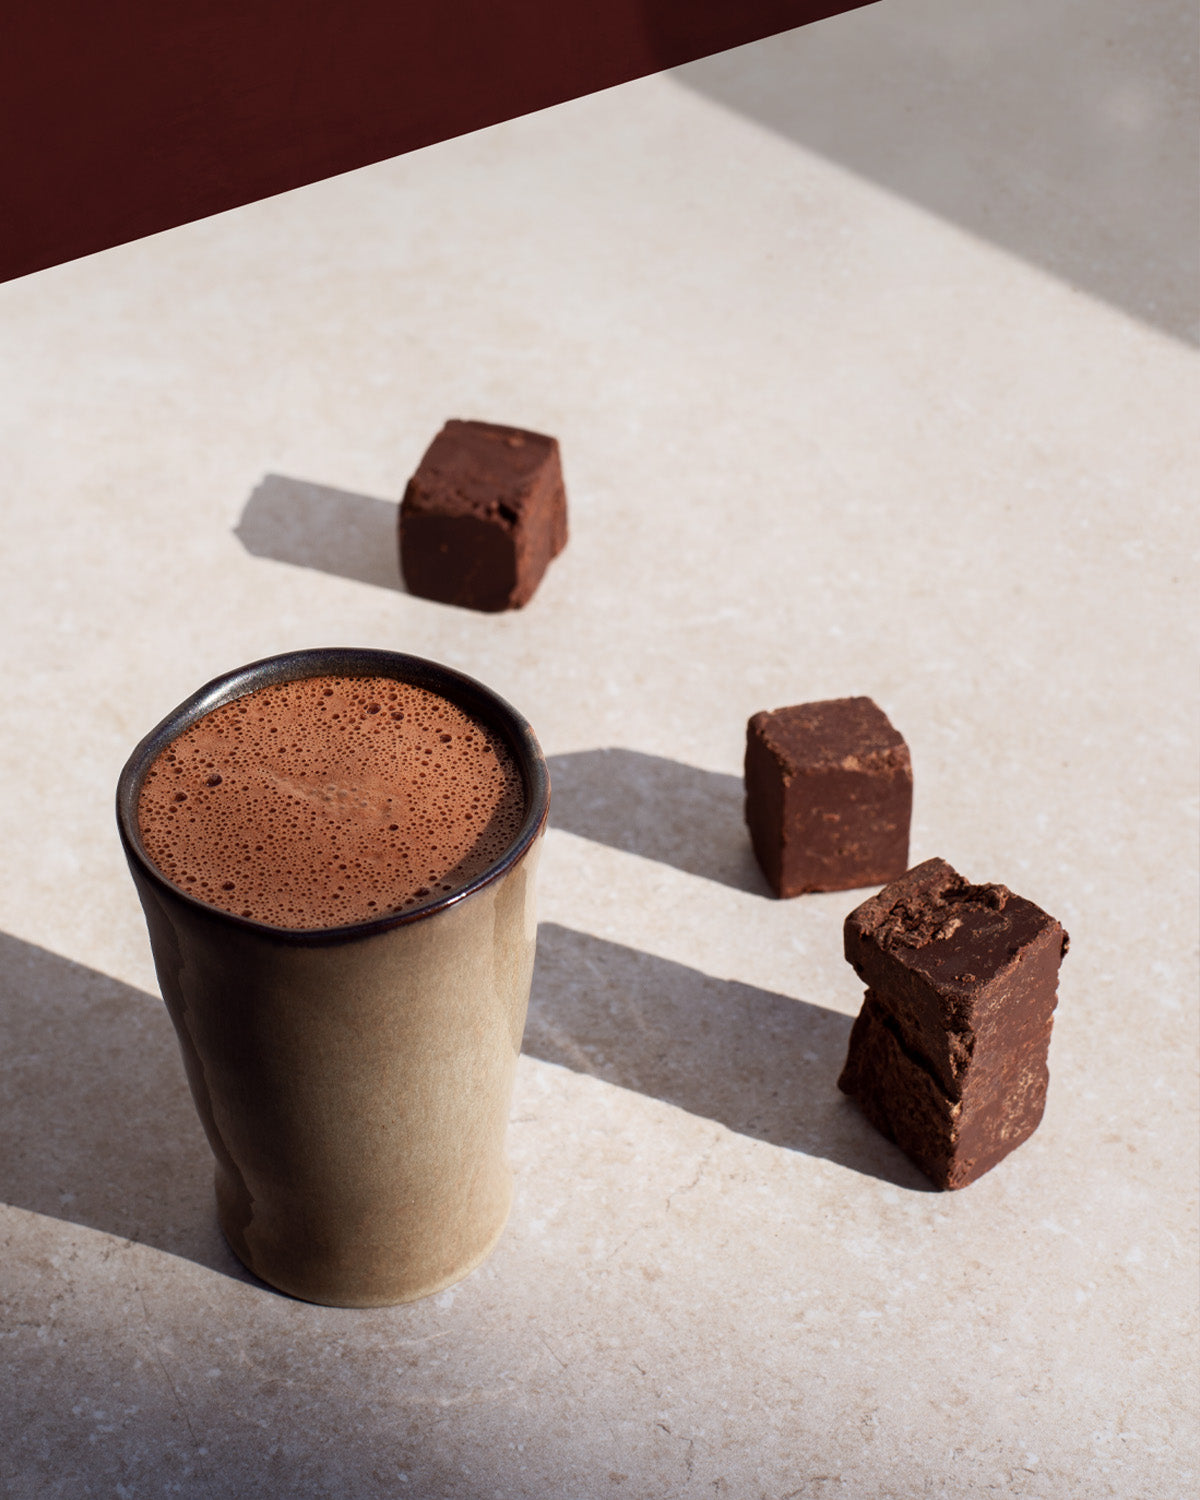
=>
[2,3,1196,1495]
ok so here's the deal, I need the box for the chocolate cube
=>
[399,419,568,611]
[744,697,912,897]
[838,857,1069,1189]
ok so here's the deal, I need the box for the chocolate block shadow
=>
[0,930,260,1283]
[547,748,770,895]
[527,923,931,1187]
[234,473,404,592]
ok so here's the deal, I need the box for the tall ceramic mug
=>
[116,648,548,1307]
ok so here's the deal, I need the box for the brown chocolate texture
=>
[137,675,526,929]
[399,419,568,611]
[744,696,912,896]
[838,857,1069,1189]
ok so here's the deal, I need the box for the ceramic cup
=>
[116,647,549,1307]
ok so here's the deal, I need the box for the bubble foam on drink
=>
[136,674,527,928]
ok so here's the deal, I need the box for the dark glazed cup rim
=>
[116,647,550,946]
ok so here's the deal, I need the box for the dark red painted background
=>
[1,1,873,284]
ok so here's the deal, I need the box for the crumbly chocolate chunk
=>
[399,419,568,611]
[744,697,912,897]
[839,857,1069,1189]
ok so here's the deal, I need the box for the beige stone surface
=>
[1,2,1196,1495]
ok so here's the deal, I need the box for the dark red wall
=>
[1,1,873,283]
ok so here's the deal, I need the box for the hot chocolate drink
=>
[136,673,526,928]
[120,649,549,1304]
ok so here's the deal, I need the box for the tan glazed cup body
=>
[116,648,549,1307]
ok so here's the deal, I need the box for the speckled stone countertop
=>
[2,3,1196,1495]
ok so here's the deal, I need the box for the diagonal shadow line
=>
[673,0,1199,345]
[233,473,405,592]
[526,922,930,1188]
[0,930,258,1281]
[546,748,772,896]
[0,912,925,1282]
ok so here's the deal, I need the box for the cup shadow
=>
[233,473,405,591]
[0,930,258,1281]
[526,921,931,1188]
[546,748,770,895]
[0,916,926,1272]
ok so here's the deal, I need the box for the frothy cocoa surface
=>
[137,675,526,928]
